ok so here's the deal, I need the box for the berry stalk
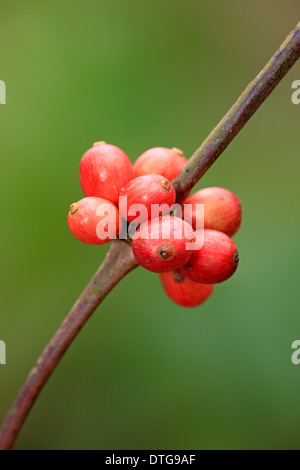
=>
[0,21,299,450]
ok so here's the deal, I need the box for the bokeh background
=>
[1,0,300,450]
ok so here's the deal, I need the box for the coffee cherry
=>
[180,229,239,284]
[119,174,176,224]
[183,187,241,236]
[160,271,214,308]
[132,216,194,273]
[133,147,188,181]
[79,142,133,205]
[67,197,119,245]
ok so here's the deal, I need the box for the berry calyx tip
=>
[69,203,80,215]
[93,141,107,147]
[158,244,175,261]
[171,147,184,157]
[160,179,172,192]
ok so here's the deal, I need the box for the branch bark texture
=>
[0,241,138,450]
[173,21,300,203]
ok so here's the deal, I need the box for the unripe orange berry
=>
[79,142,133,205]
[160,271,214,308]
[183,187,241,236]
[132,216,194,273]
[119,174,176,224]
[180,229,239,284]
[67,197,119,245]
[133,147,188,181]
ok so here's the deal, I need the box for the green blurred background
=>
[1,0,300,450]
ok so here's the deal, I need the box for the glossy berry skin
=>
[79,142,133,205]
[119,174,176,224]
[132,216,194,273]
[133,147,188,181]
[160,271,214,308]
[67,197,119,245]
[183,187,242,236]
[180,229,239,284]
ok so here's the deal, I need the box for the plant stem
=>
[1,21,300,451]
[0,240,138,451]
[173,21,300,203]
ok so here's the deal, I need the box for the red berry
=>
[133,147,188,181]
[132,216,194,273]
[180,229,239,284]
[79,142,133,205]
[119,174,176,224]
[183,187,241,236]
[67,196,119,245]
[160,271,214,308]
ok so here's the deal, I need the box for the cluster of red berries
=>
[67,142,241,308]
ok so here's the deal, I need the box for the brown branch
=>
[1,21,300,451]
[173,21,300,204]
[0,240,138,450]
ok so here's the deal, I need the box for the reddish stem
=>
[0,240,138,450]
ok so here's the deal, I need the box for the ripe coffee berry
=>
[133,147,188,181]
[67,196,119,245]
[183,187,242,236]
[180,229,239,284]
[160,271,214,308]
[119,174,176,224]
[79,142,133,205]
[132,216,194,273]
